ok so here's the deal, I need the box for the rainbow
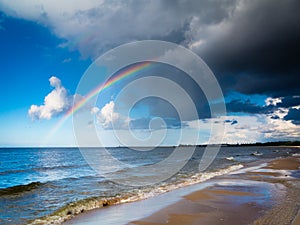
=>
[44,61,153,144]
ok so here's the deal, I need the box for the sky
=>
[0,0,299,147]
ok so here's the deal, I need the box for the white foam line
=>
[229,163,268,175]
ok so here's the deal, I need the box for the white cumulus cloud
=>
[265,97,282,106]
[93,101,129,129]
[187,114,300,144]
[28,76,71,120]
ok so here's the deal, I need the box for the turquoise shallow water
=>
[0,146,298,224]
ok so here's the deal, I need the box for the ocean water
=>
[0,146,298,225]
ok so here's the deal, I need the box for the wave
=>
[0,181,43,196]
[0,164,87,176]
[0,168,28,175]
[1,173,101,191]
[28,164,243,225]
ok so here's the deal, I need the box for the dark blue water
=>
[0,146,298,225]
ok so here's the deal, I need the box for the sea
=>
[0,146,299,225]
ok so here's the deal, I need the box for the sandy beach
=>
[131,156,300,225]
[66,155,300,225]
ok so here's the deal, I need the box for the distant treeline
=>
[223,141,300,147]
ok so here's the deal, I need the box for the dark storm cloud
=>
[199,0,300,97]
[129,117,187,130]
[114,63,211,121]
[277,96,300,108]
[284,108,300,125]
[226,99,273,114]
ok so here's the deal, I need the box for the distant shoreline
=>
[1,141,300,149]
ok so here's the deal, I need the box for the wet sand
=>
[266,157,300,170]
[67,156,300,225]
[130,186,269,225]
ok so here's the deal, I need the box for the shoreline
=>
[131,156,300,225]
[65,155,300,225]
